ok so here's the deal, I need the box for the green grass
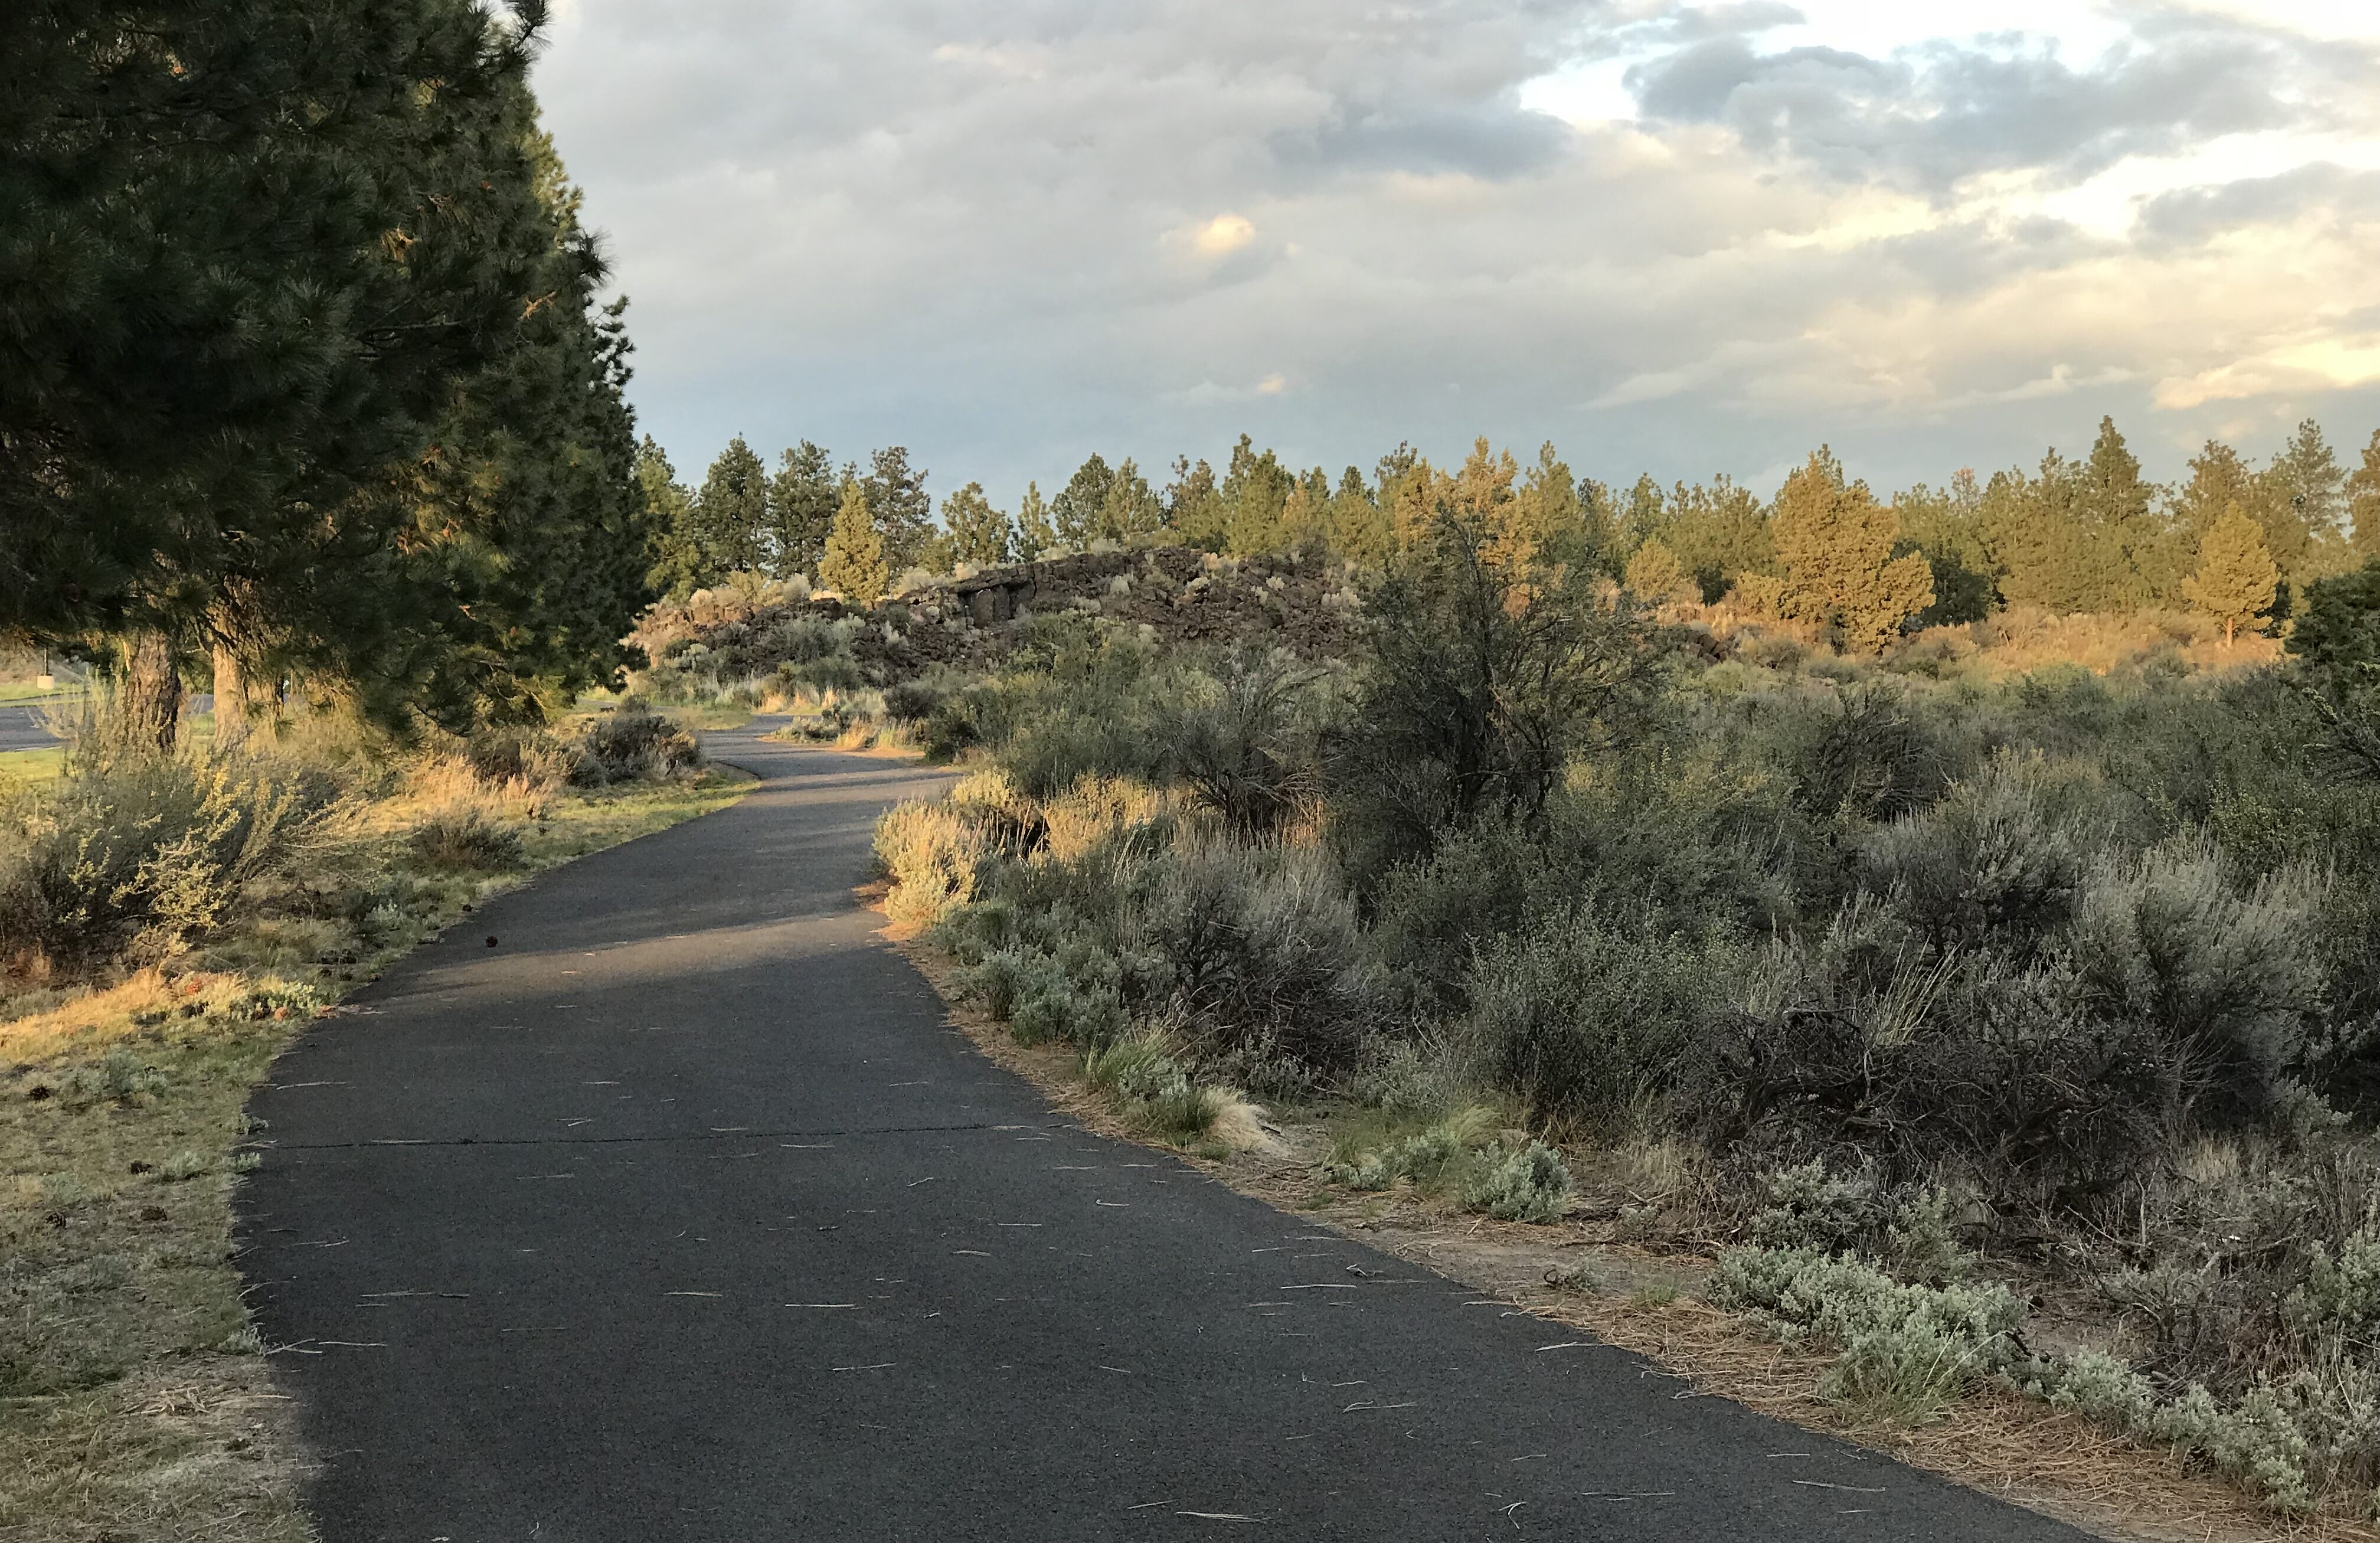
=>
[0,765,750,1541]
[0,747,63,789]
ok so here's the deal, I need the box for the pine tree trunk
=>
[212,640,250,752]
[124,631,183,753]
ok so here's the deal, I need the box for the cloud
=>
[1191,214,1257,256]
[531,0,2380,502]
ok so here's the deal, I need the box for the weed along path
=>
[237,725,2087,1542]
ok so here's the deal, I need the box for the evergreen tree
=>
[2184,502,2280,645]
[1623,539,1693,603]
[641,437,707,598]
[3,0,559,741]
[1016,482,1057,560]
[396,120,658,726]
[2266,418,2354,580]
[2075,416,2165,610]
[1164,455,1225,550]
[1506,444,1583,576]
[769,441,838,578]
[2287,557,2380,780]
[688,437,771,578]
[1102,457,1166,542]
[1221,435,1294,555]
[1770,449,1934,651]
[1280,468,1333,549]
[1892,472,1997,625]
[861,446,933,572]
[819,482,889,601]
[2351,430,2380,563]
[941,482,1014,568]
[1984,452,2100,614]
[1051,454,1115,550]
[1326,466,1391,568]
[1660,475,1773,601]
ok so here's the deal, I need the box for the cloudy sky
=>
[535,0,2380,506]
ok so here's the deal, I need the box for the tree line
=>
[650,417,2380,643]
[2,1,657,747]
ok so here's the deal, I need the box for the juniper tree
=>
[1771,449,1934,651]
[820,482,889,601]
[2185,503,2280,645]
[941,482,1015,568]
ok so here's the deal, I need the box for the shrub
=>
[1459,907,1734,1135]
[573,710,701,784]
[1460,1139,1574,1222]
[57,1047,171,1110]
[1712,1246,2025,1414]
[0,711,339,971]
[1133,840,1379,1071]
[1083,1034,1225,1140]
[1330,514,1668,886]
[1322,1106,1500,1192]
[1859,754,2085,959]
[2064,842,2323,1134]
[1159,654,1329,836]
[408,806,526,872]
[462,727,576,792]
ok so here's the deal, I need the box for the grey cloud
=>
[2139,163,2380,246]
[1629,19,2323,195]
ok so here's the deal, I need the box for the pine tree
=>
[687,438,771,578]
[1051,454,1116,549]
[1326,466,1391,568]
[1505,444,1583,576]
[3,0,559,739]
[2267,418,2353,579]
[1102,458,1165,541]
[941,482,1014,568]
[1660,475,1773,601]
[1771,449,1934,651]
[2075,416,2163,610]
[769,441,838,578]
[1164,457,1223,548]
[861,447,934,573]
[1016,482,1057,560]
[820,482,890,601]
[1221,436,1294,555]
[2350,430,2380,563]
[2184,502,2280,645]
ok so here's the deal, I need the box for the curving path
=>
[237,723,2085,1541]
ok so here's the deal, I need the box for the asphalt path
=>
[237,723,2085,1542]
[0,703,60,753]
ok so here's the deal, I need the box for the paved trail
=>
[239,725,2084,1541]
[0,704,59,753]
